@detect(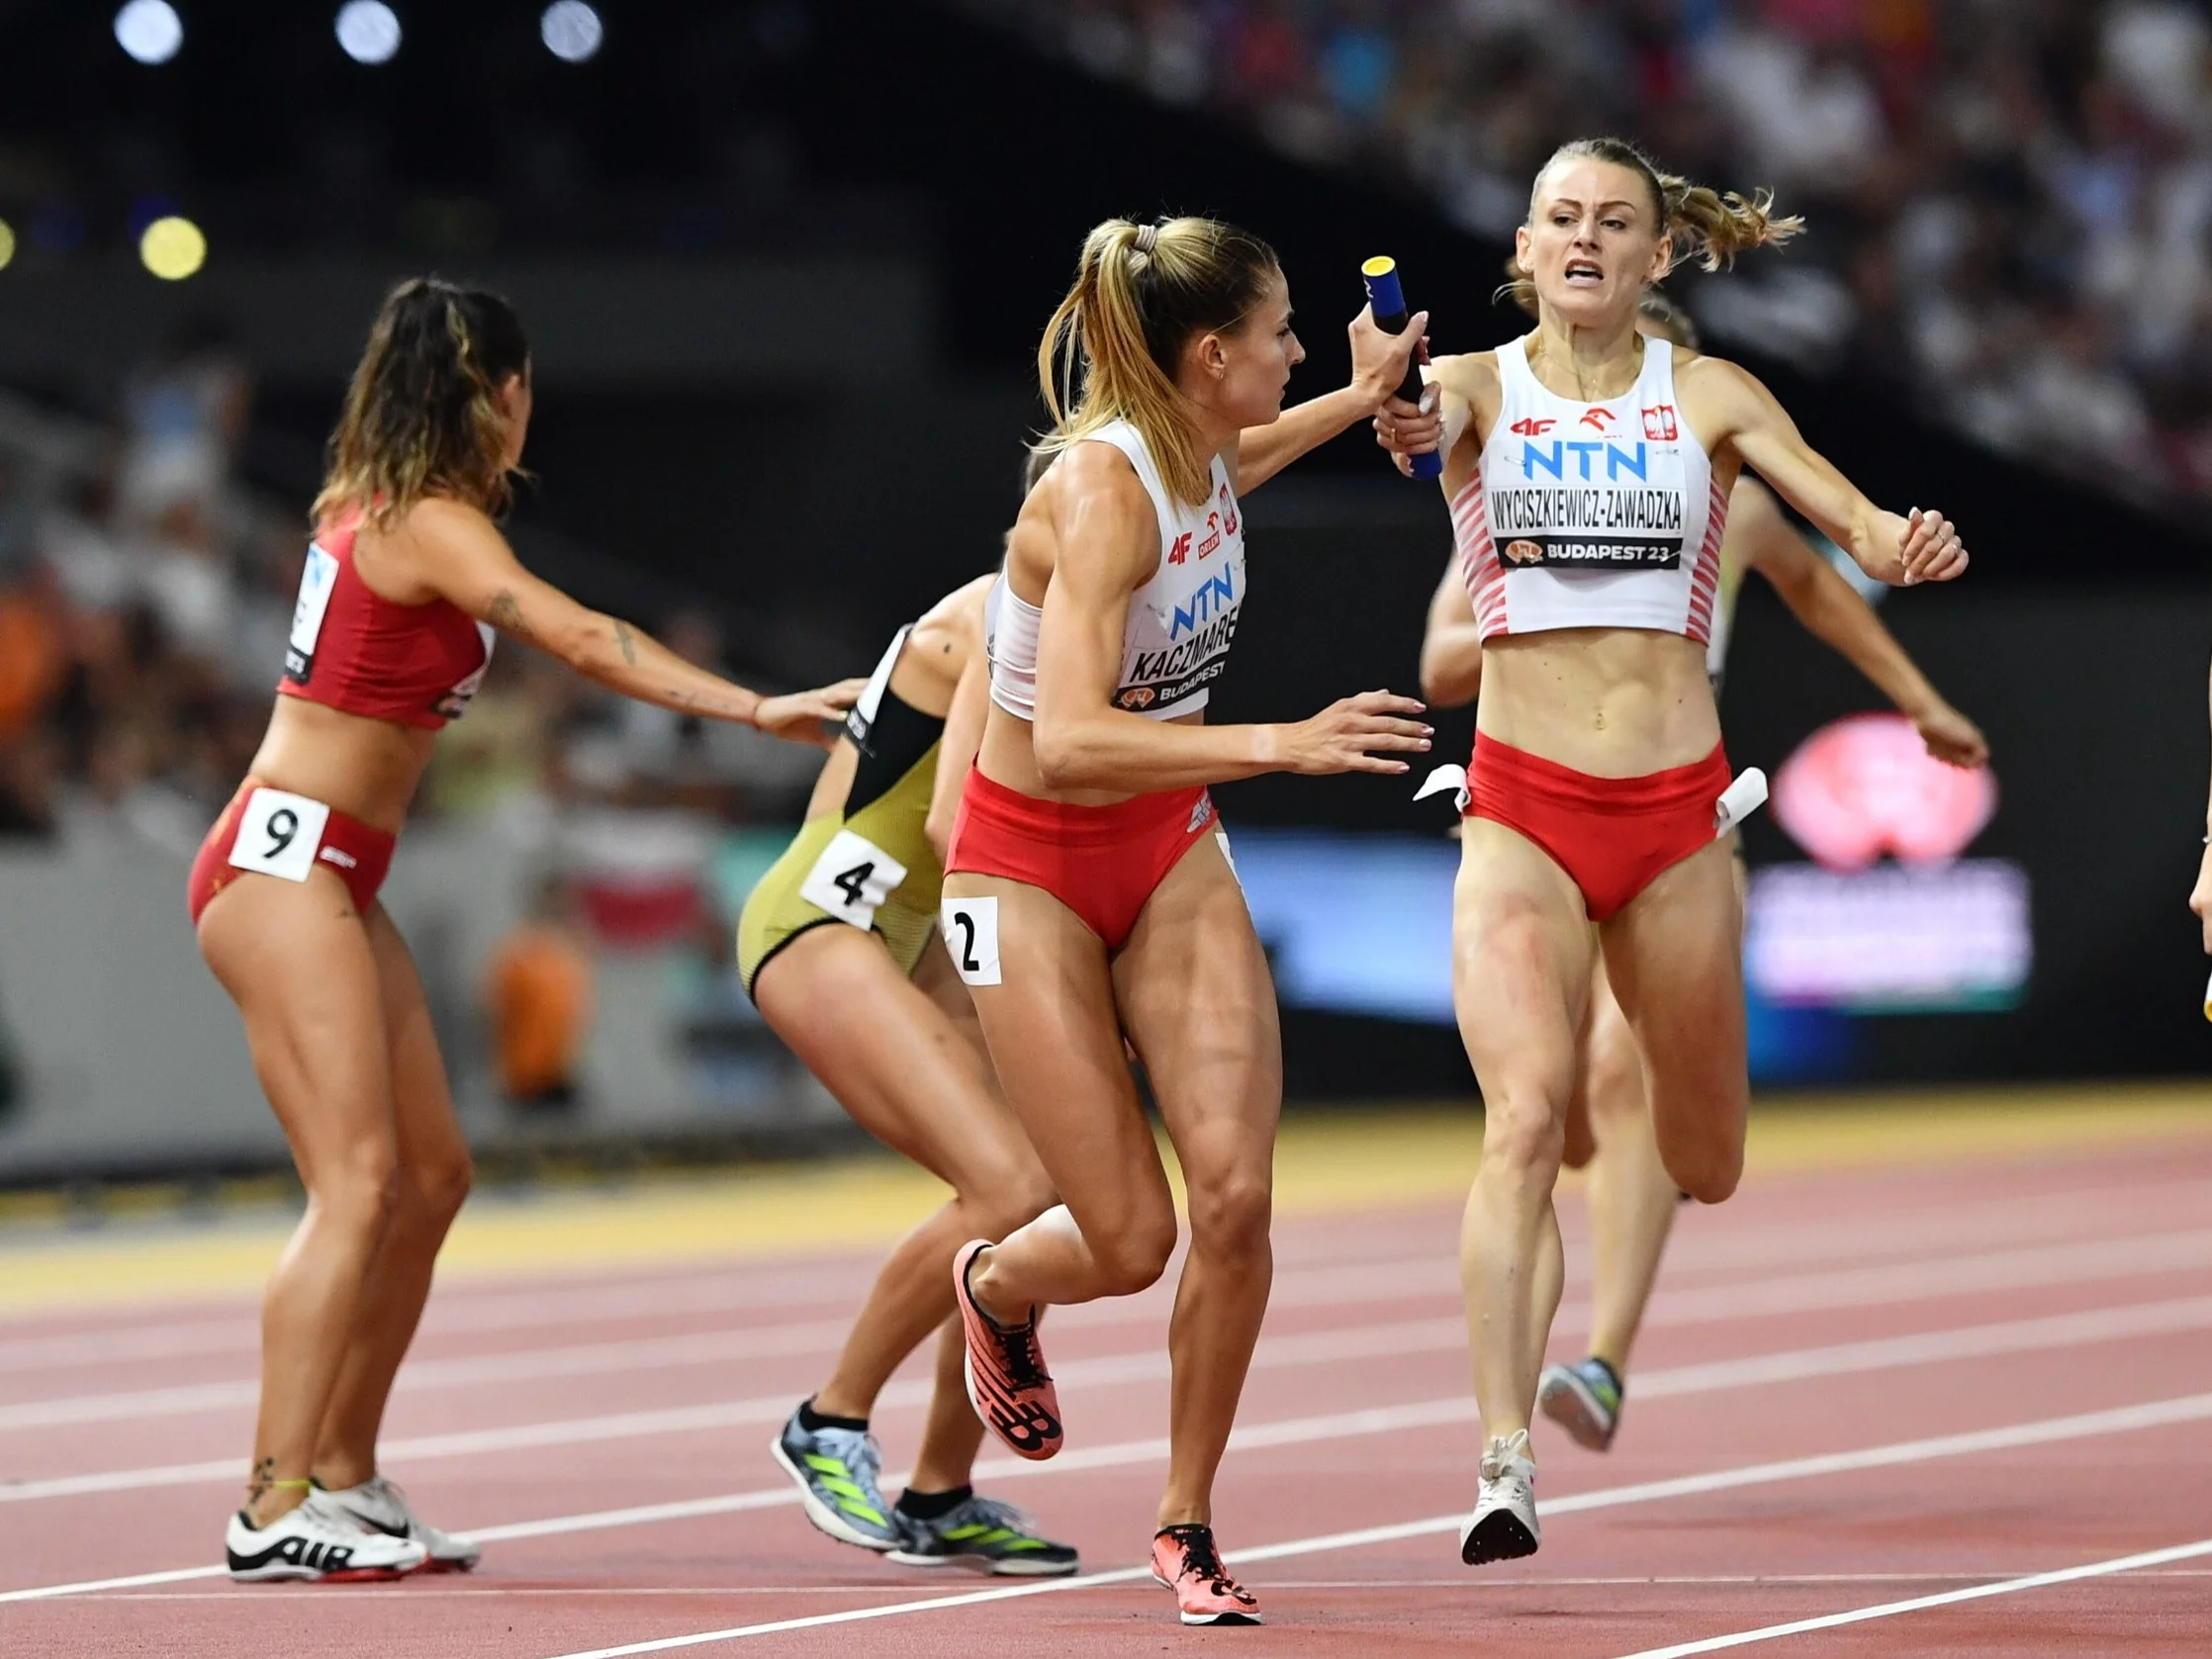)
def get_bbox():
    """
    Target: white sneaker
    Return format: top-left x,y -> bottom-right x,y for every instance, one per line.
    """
318,1474 -> 482,1572
226,1490 -> 429,1582
1460,1429 -> 1540,1565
